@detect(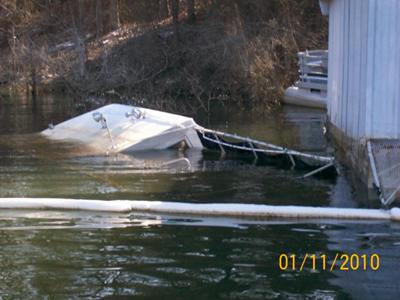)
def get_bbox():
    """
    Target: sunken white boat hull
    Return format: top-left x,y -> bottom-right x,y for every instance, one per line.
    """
41,104 -> 336,177
42,104 -> 203,153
